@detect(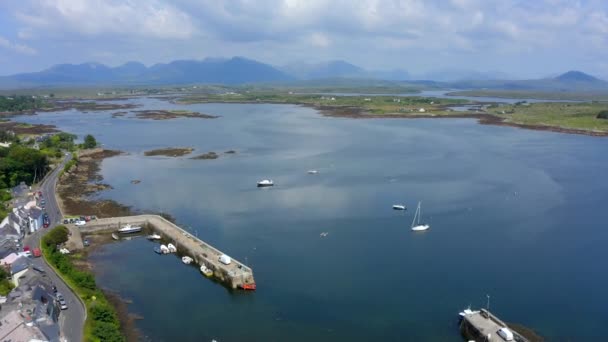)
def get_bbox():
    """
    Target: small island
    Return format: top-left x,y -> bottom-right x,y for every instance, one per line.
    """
133,109 -> 219,120
190,152 -> 219,160
144,147 -> 194,157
